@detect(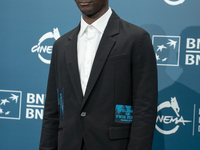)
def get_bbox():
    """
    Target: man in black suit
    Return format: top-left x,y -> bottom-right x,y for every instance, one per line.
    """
39,0 -> 158,150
